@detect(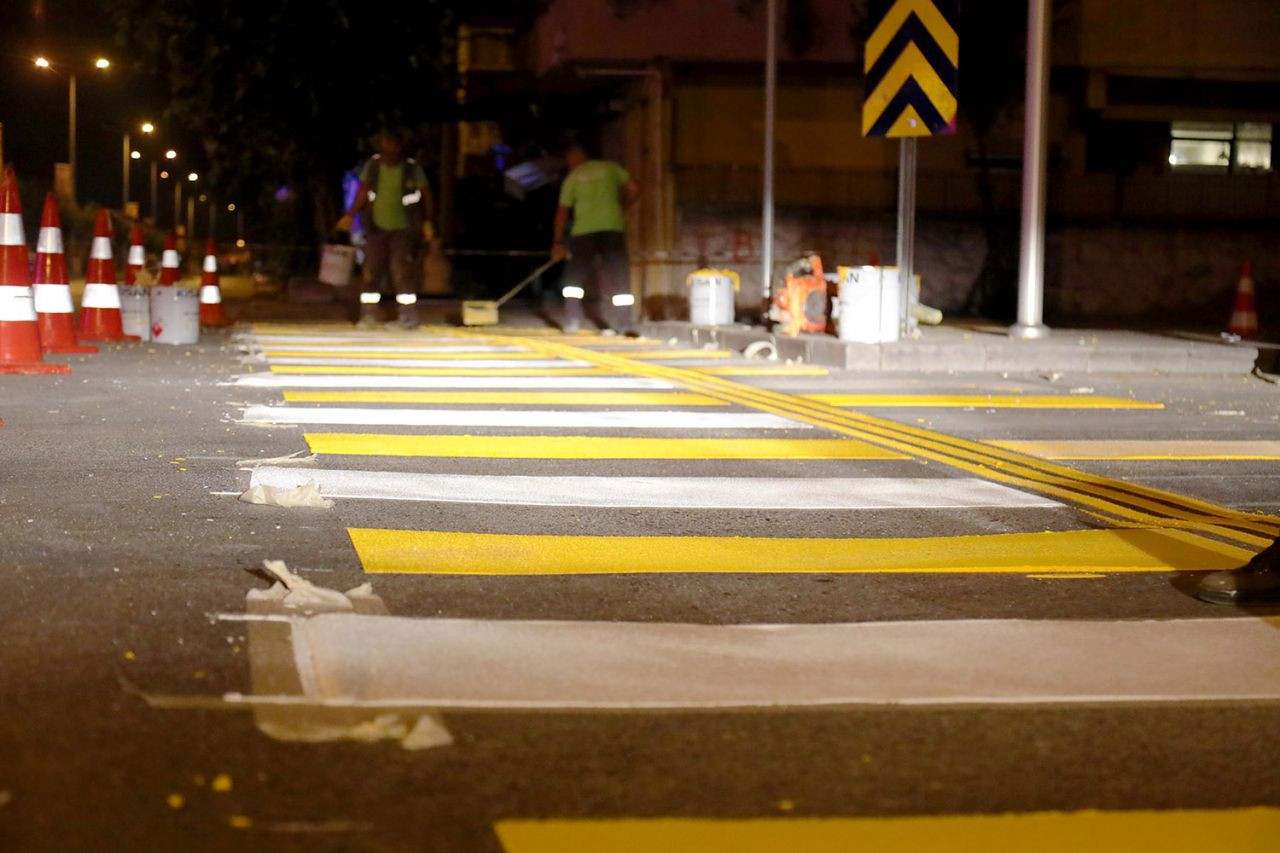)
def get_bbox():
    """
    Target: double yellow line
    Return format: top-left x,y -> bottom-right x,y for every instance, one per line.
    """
507,335 -> 1279,551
